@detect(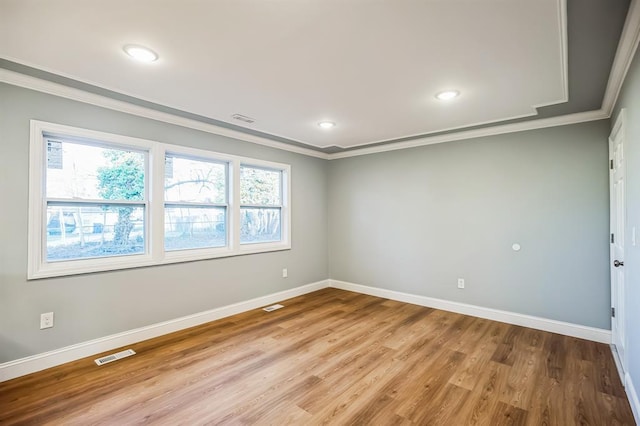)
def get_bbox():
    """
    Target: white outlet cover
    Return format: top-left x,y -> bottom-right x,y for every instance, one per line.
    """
40,312 -> 54,329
